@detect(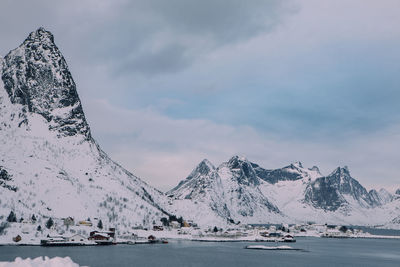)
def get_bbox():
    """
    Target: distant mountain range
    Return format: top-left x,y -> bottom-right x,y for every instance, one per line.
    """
0,28 -> 399,230
168,156 -> 400,227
